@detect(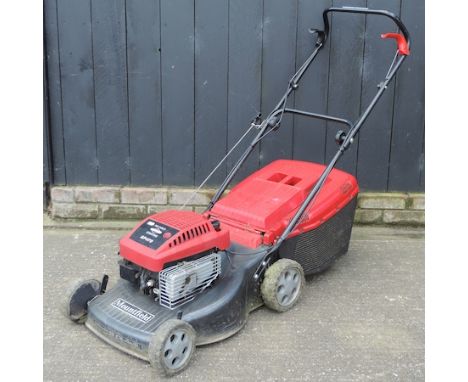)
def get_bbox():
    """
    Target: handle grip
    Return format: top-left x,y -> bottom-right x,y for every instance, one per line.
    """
320,7 -> 411,50
381,33 -> 410,55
